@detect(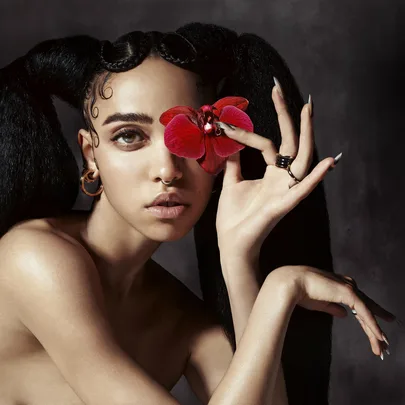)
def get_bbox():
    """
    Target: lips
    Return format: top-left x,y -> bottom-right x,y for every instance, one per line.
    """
147,192 -> 188,208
